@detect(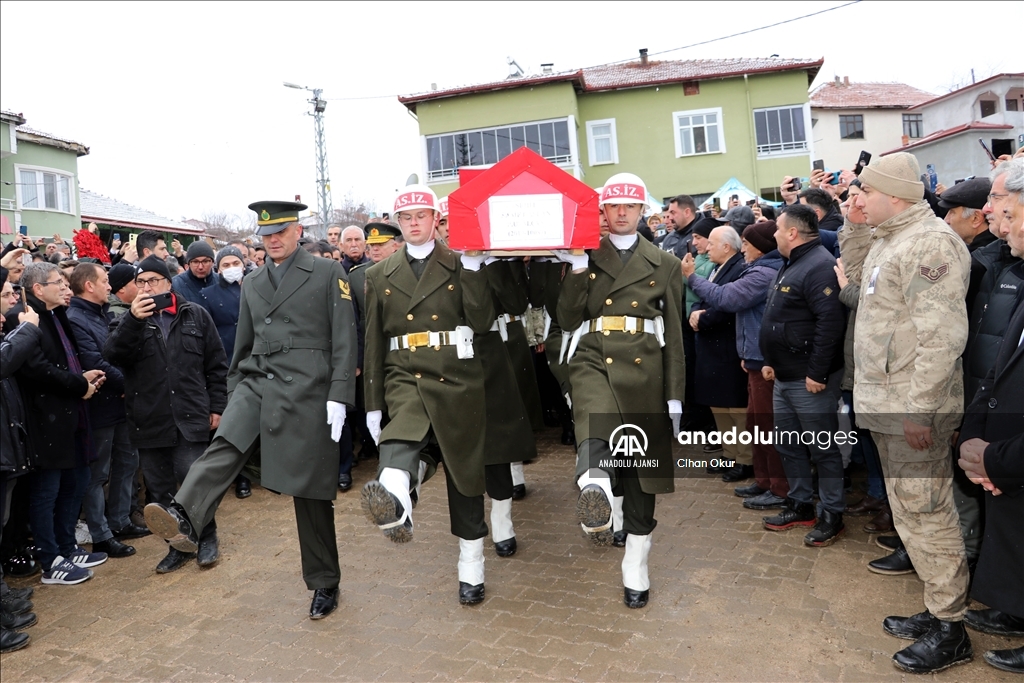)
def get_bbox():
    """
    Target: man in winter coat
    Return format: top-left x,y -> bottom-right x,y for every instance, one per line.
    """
171,241 -> 216,304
